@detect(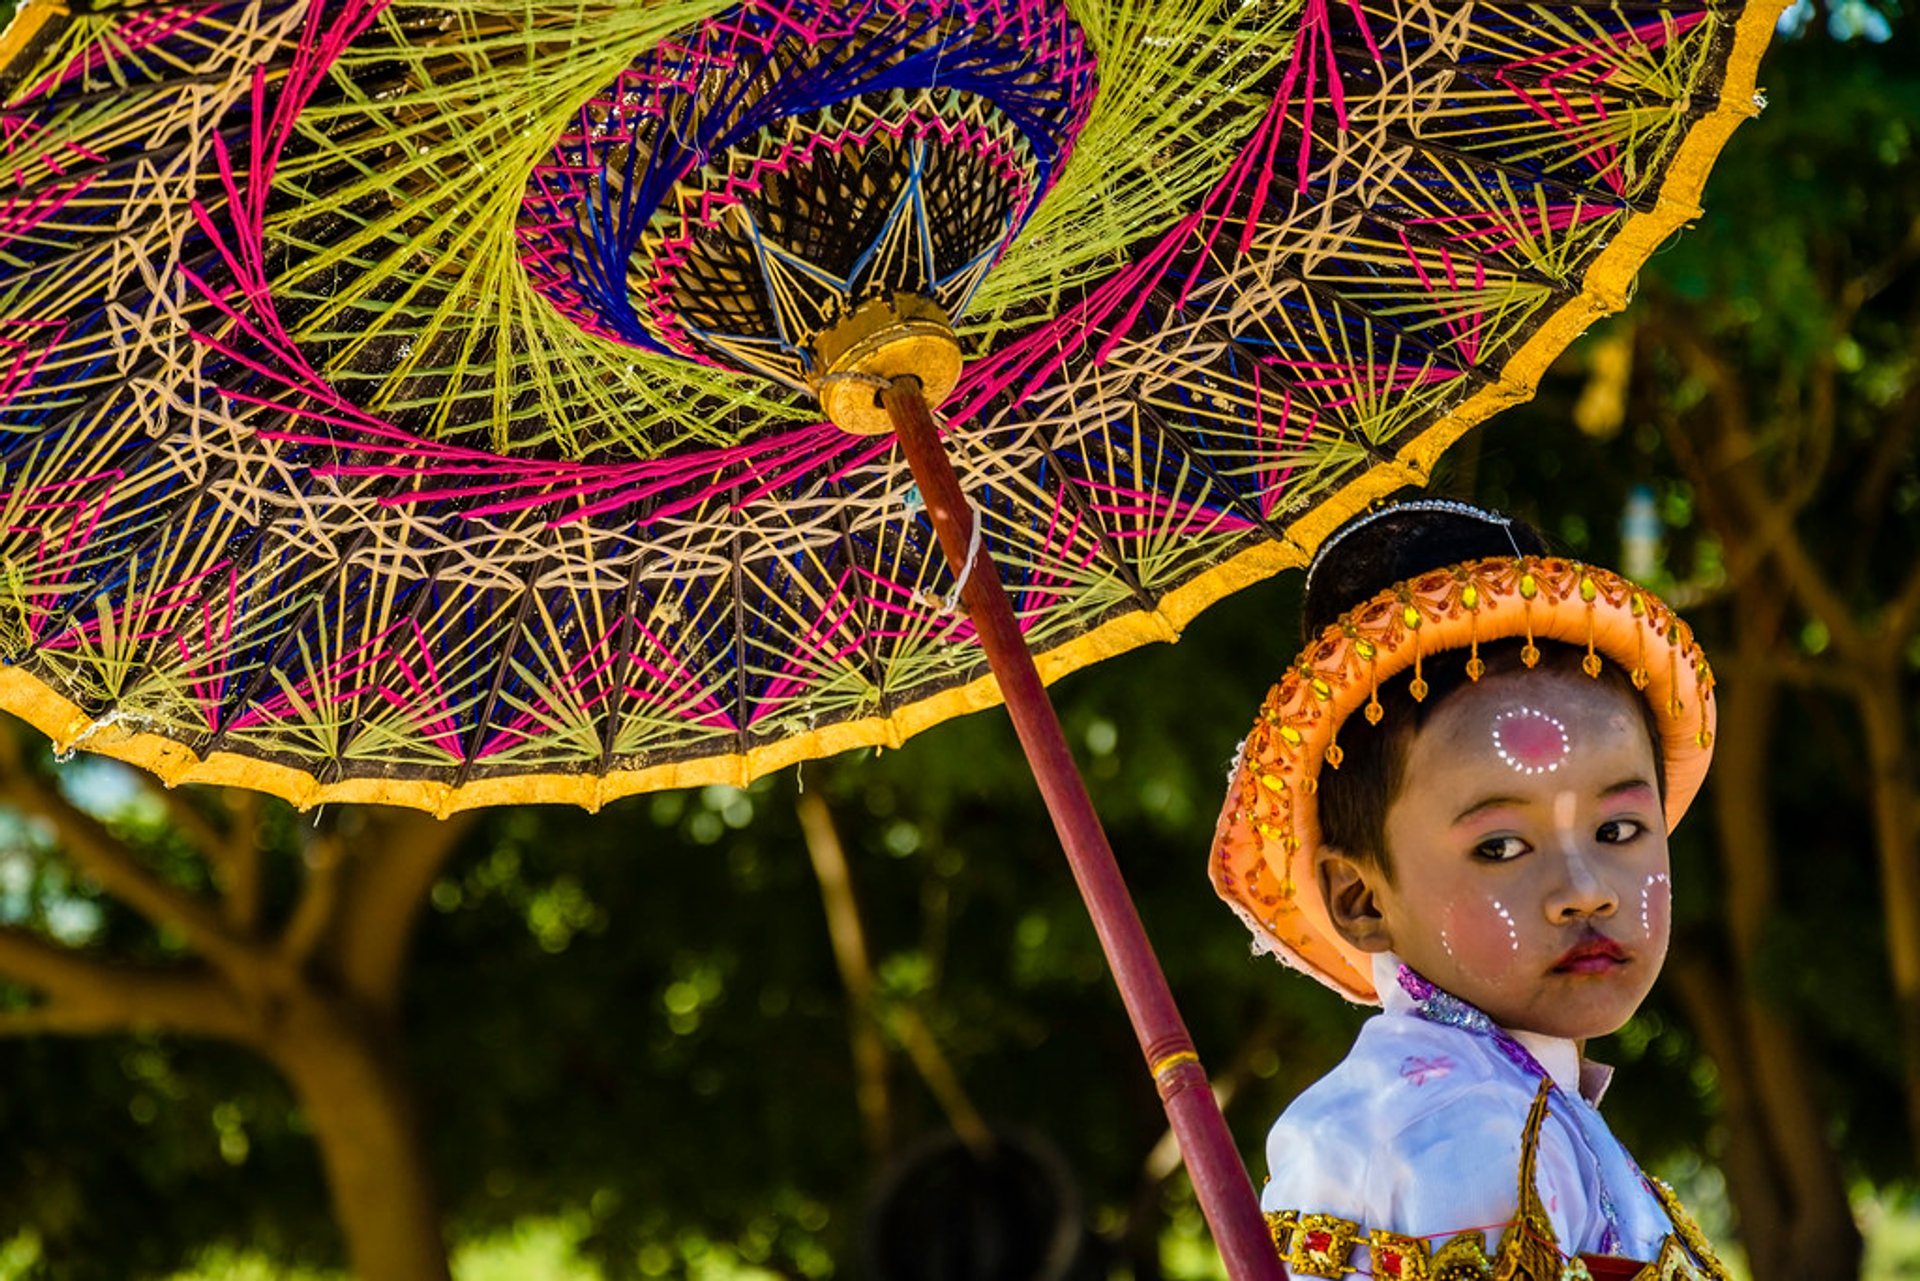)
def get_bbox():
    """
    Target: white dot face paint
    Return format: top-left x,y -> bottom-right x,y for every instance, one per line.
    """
1639,872 -> 1672,942
1490,706 -> 1572,776
1493,900 -> 1519,954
